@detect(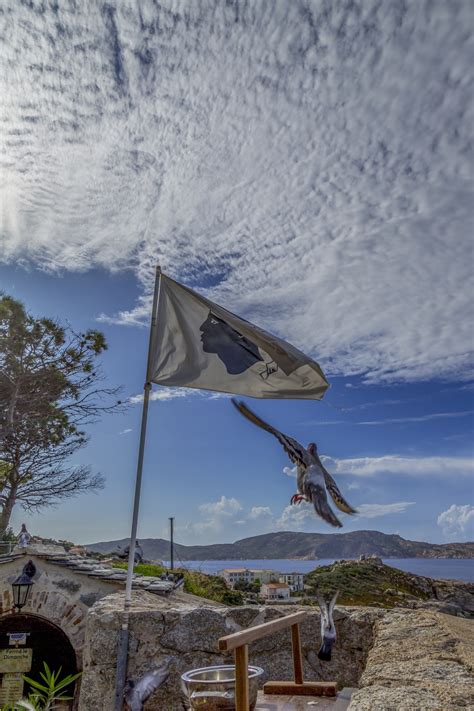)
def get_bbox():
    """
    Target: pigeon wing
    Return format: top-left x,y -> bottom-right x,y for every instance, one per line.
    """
232,399 -> 310,467
305,466 -> 342,528
328,590 -> 339,624
131,667 -> 170,705
315,592 -> 329,625
318,459 -> 357,514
